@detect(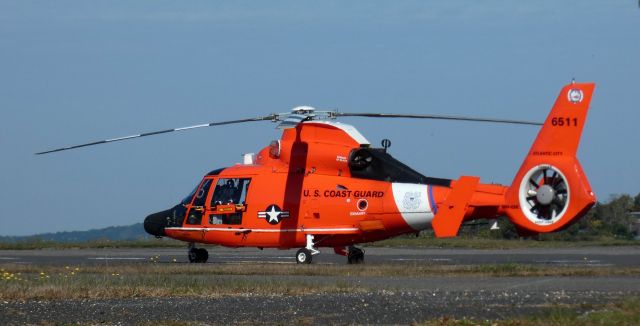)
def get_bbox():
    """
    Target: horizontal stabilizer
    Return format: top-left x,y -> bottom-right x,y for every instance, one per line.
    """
432,176 -> 480,238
